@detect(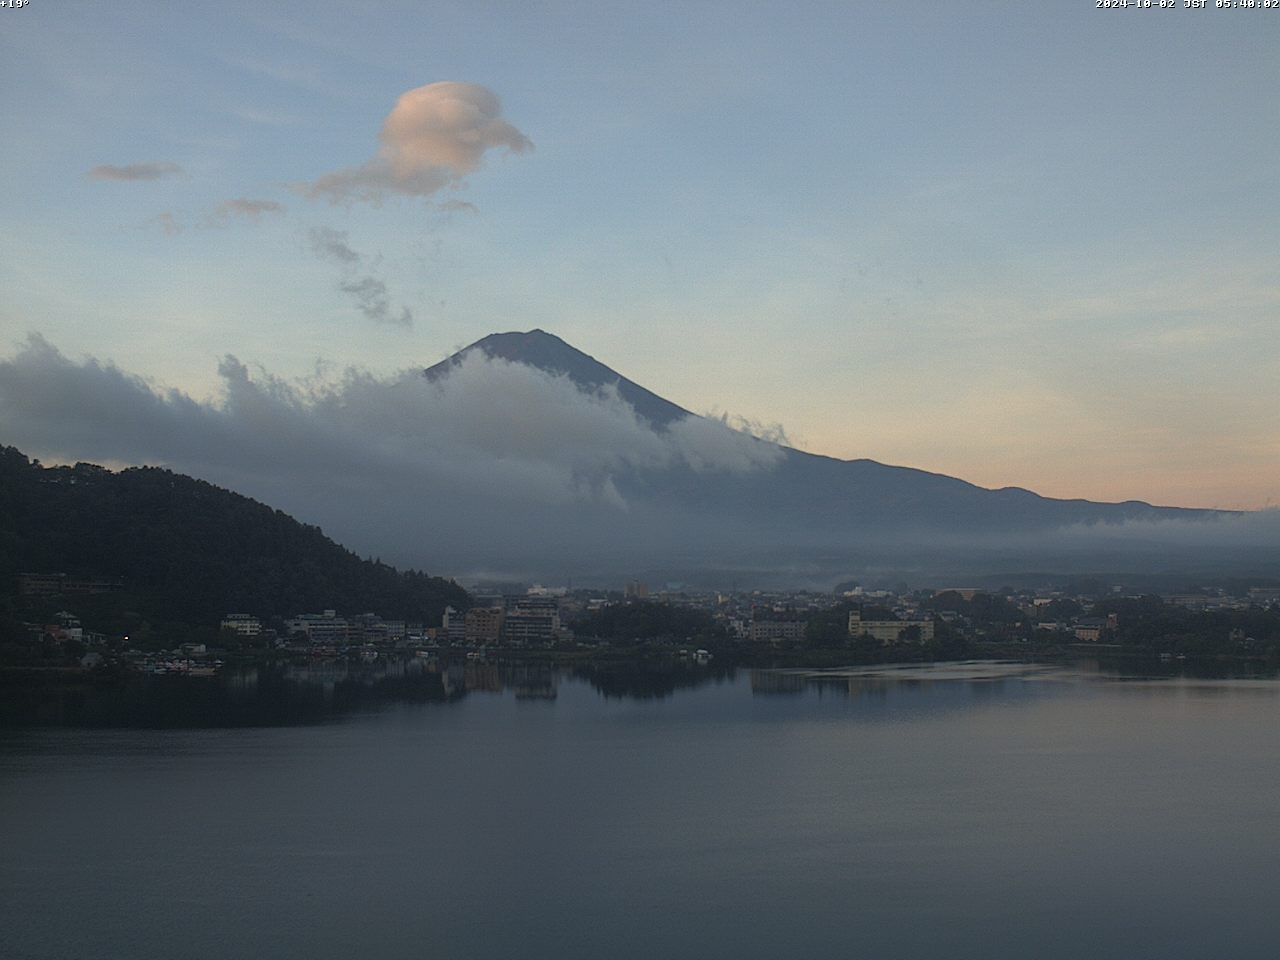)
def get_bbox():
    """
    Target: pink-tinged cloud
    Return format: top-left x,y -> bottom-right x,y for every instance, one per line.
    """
146,212 -> 183,236
301,81 -> 531,204
88,162 -> 183,182
210,198 -> 285,222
